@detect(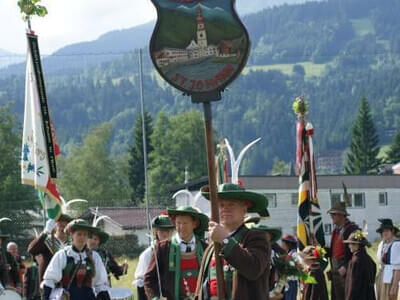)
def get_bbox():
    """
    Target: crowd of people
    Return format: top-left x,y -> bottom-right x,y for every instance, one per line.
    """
0,183 -> 399,300
0,213 -> 128,300
134,183 -> 400,300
